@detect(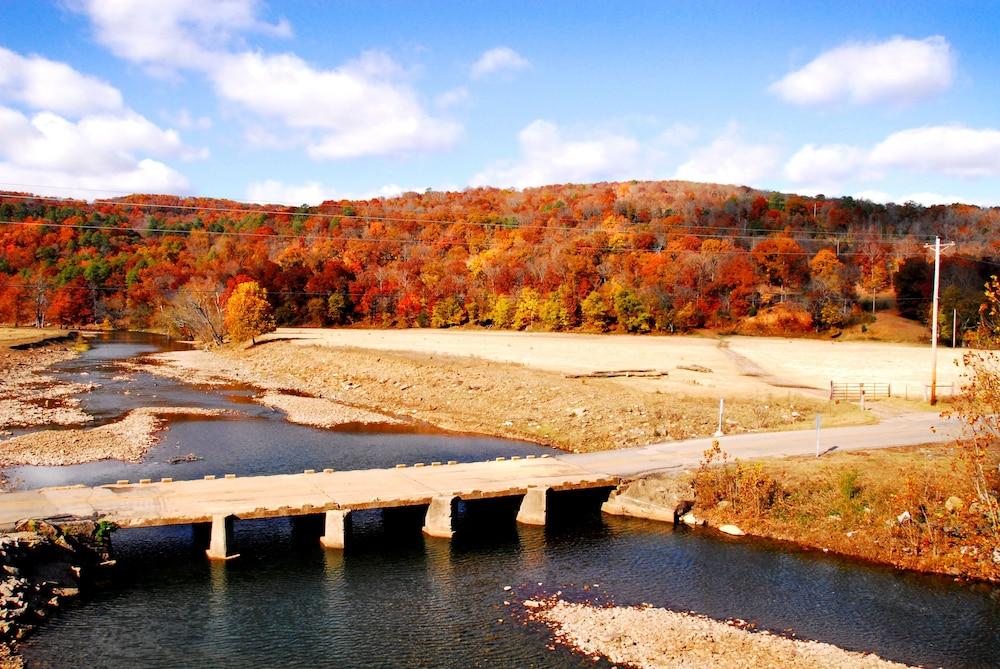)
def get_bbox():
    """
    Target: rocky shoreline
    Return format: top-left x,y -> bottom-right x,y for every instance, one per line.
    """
0,346 -> 92,436
530,598 -> 913,668
0,406 -> 232,469
0,519 -> 113,668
